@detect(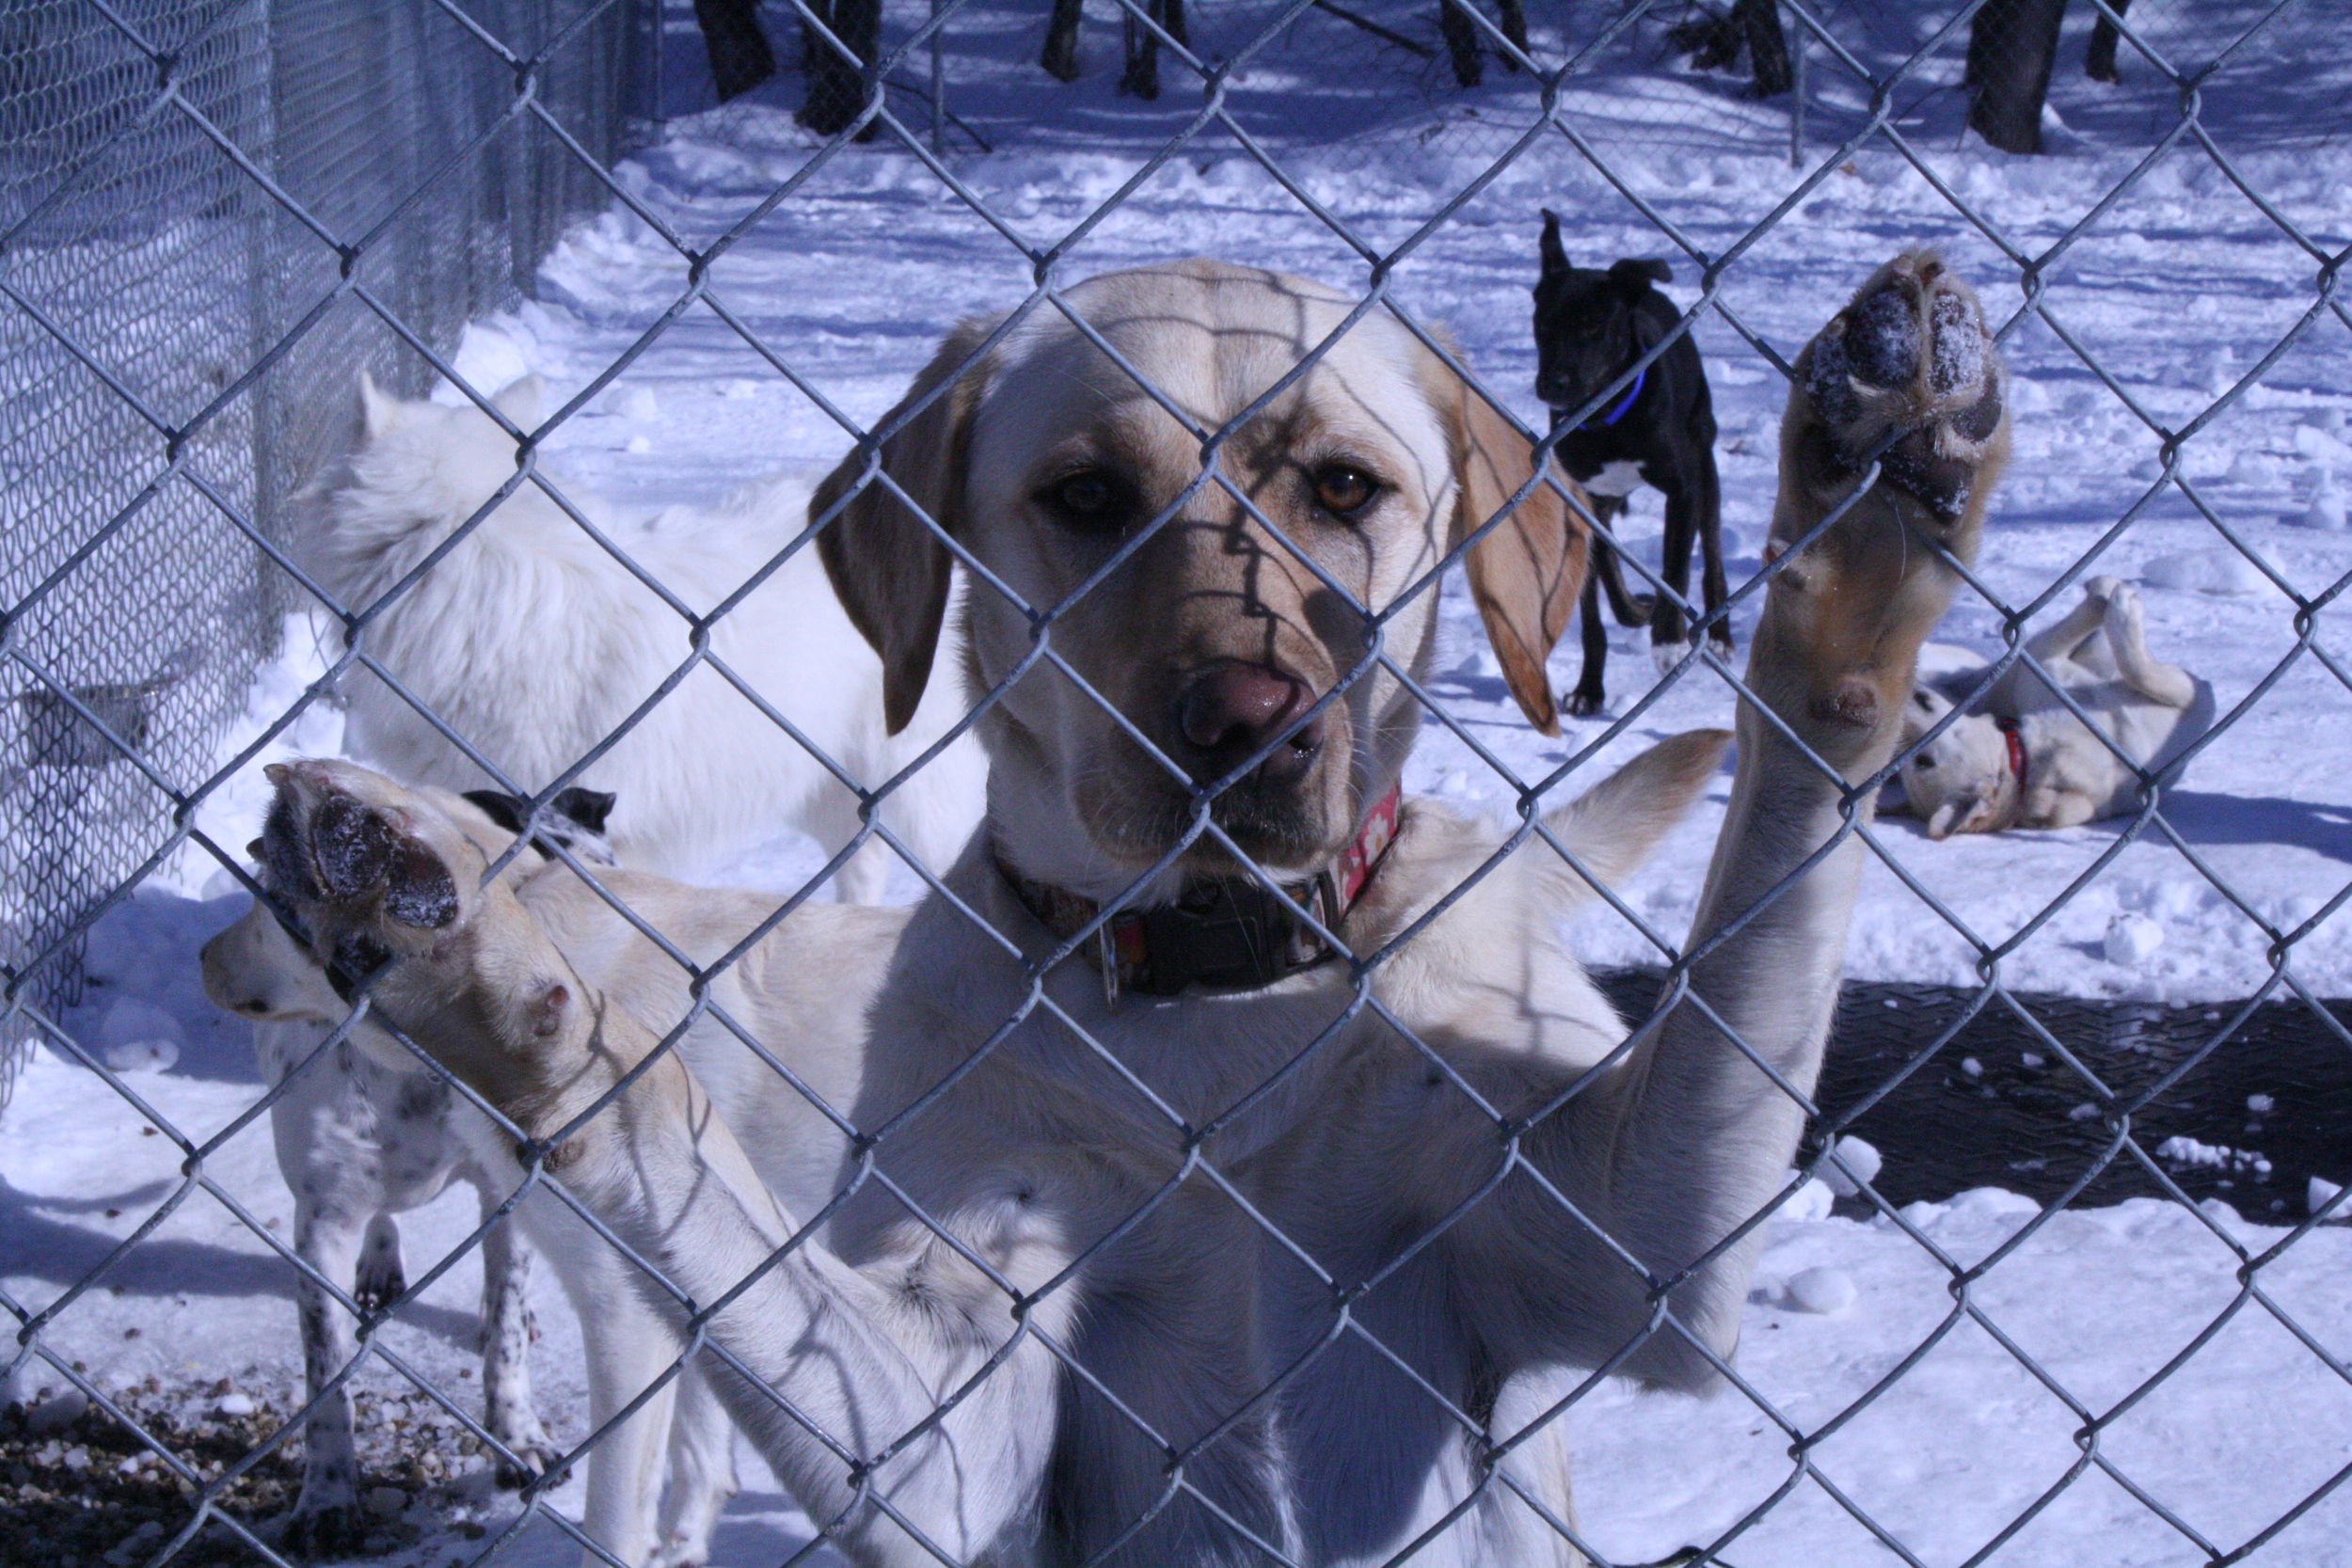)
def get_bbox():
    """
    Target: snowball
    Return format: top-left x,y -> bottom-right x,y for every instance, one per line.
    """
2020,1052 -> 2046,1069
2068,1101 -> 2104,1122
624,434 -> 652,454
1960,1056 -> 1983,1078
2312,1176 -> 2346,1220
103,1037 -> 180,1073
215,1391 -> 256,1418
1781,1176 -> 1835,1223
2227,450 -> 2275,485
93,997 -> 183,1072
1821,1135 -> 1883,1198
619,385 -> 660,422
1785,1266 -> 1857,1315
721,378 -> 758,400
2295,483 -> 2345,531
2140,548 -> 2266,597
2247,1094 -> 2275,1115
2294,423 -> 2352,466
2105,911 -> 2166,965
